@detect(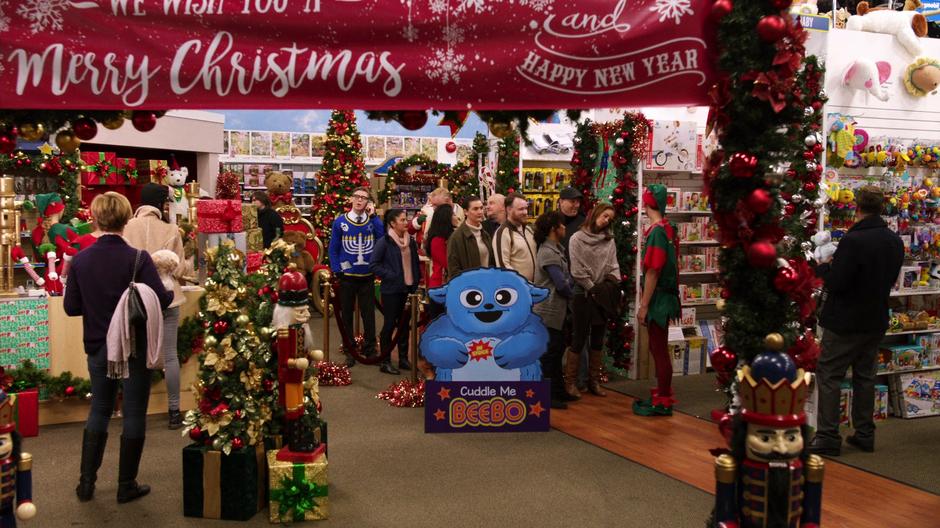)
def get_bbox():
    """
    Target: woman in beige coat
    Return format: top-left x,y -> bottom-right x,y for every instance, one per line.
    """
123,183 -> 187,429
